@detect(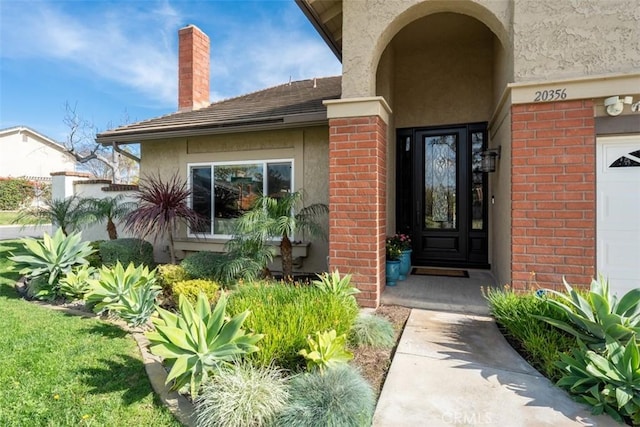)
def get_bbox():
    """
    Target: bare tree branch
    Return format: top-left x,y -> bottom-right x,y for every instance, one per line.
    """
61,101 -> 139,183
